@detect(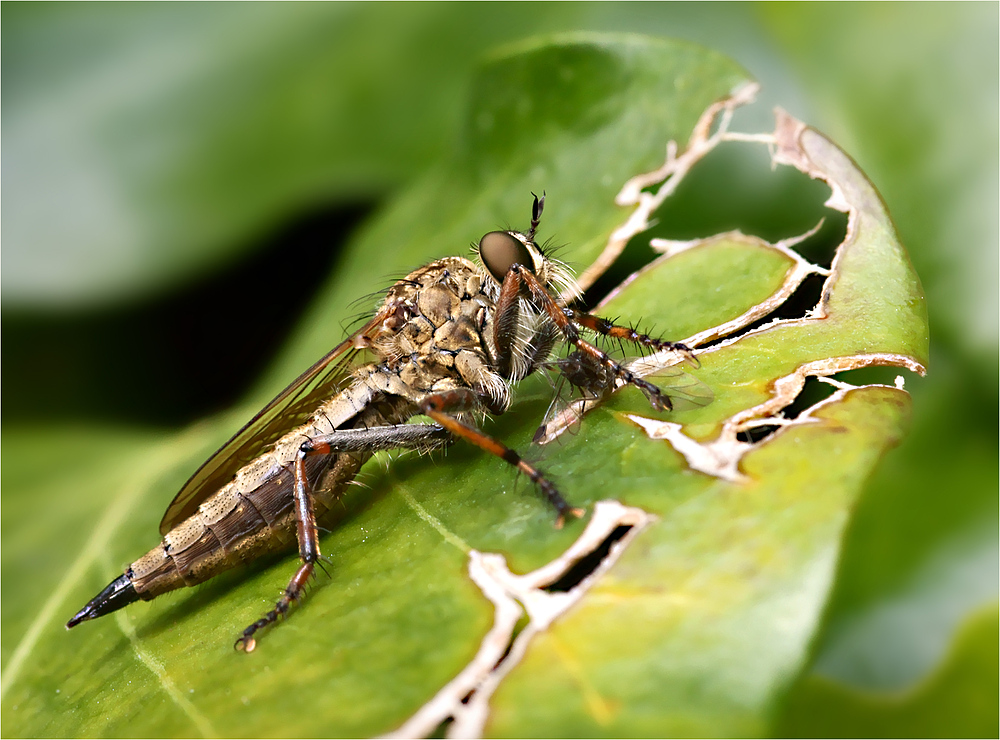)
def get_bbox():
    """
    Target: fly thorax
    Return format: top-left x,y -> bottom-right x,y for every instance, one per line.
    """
416,282 -> 461,326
